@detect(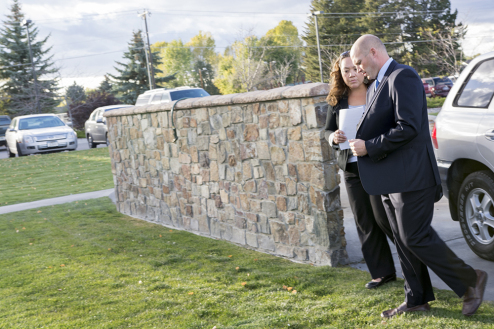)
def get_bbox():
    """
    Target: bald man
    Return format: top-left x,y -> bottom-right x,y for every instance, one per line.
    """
348,34 -> 487,318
